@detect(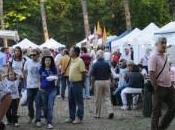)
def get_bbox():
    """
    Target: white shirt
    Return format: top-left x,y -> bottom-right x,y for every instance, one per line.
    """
5,79 -> 20,99
140,55 -> 149,66
24,59 -> 40,89
104,52 -> 111,62
54,53 -> 63,66
9,58 -> 26,76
